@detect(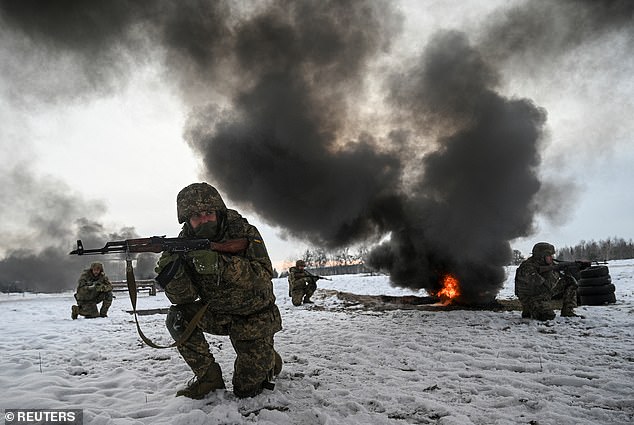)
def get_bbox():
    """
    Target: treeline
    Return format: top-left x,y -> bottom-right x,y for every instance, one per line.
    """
290,237 -> 634,272
485,237 -> 634,266
556,237 -> 634,262
282,246 -> 373,276
294,246 -> 368,268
